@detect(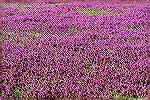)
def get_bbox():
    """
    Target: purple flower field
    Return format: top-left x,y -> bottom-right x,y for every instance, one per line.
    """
0,1 -> 150,100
